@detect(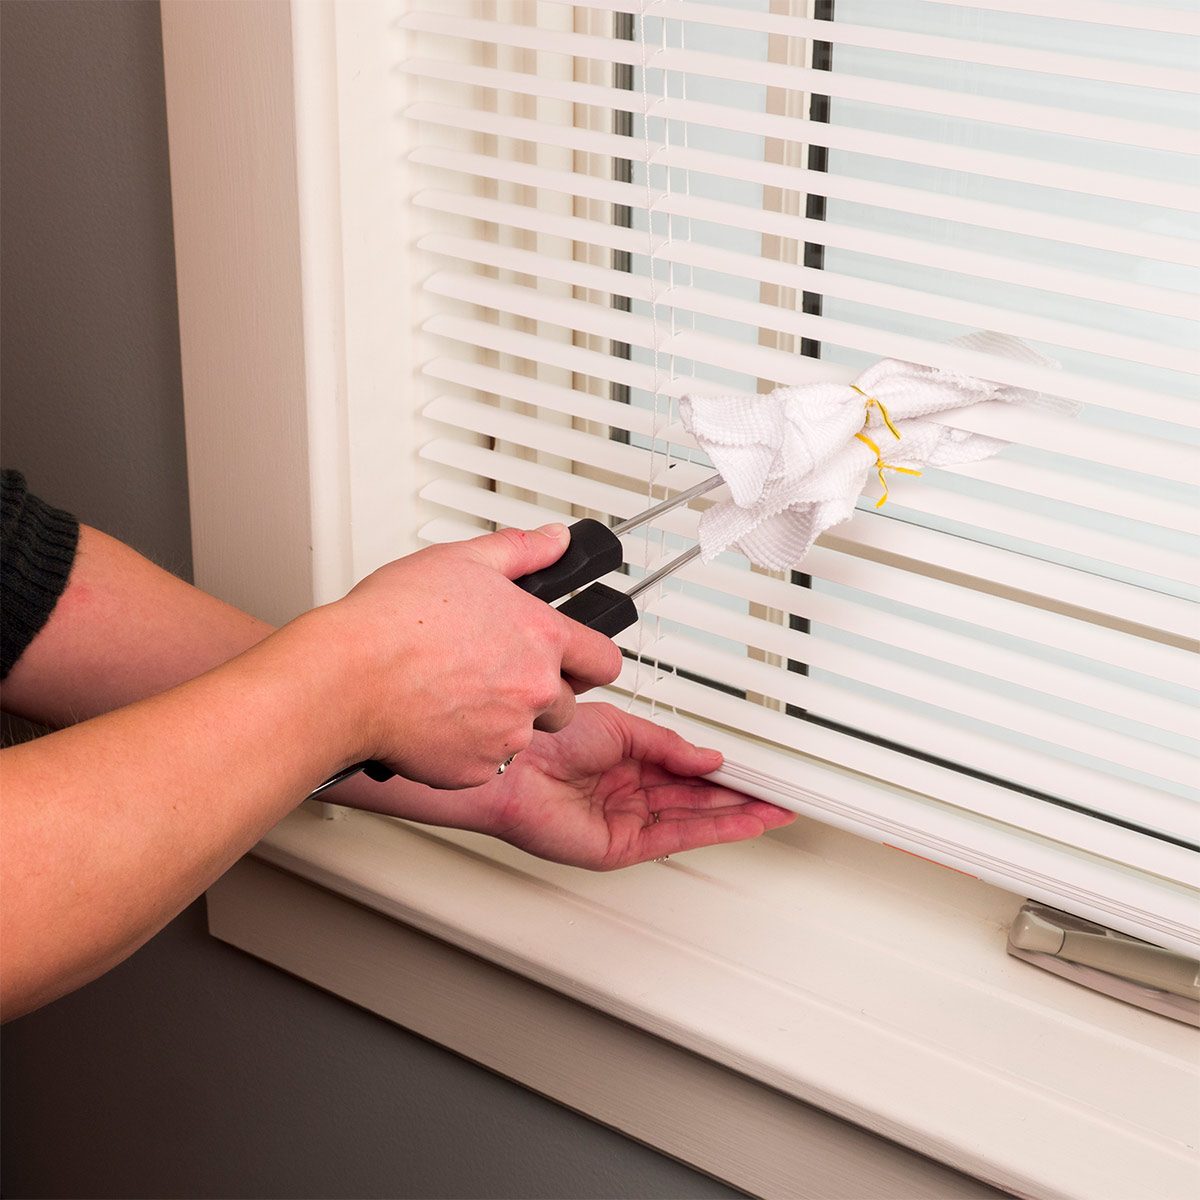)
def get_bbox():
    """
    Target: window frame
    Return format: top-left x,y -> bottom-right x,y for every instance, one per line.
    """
161,4 -> 1200,1197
